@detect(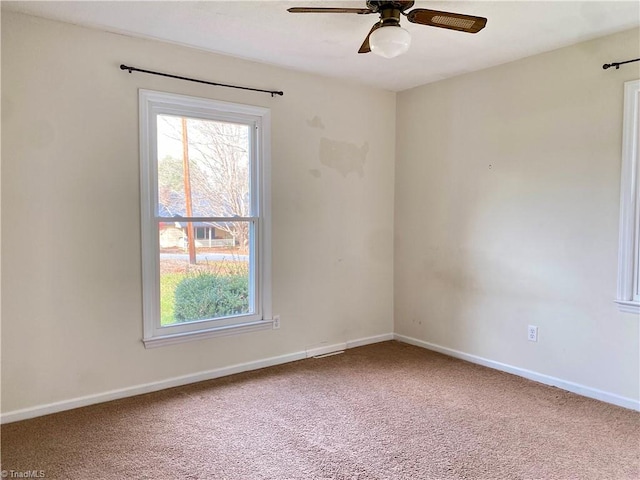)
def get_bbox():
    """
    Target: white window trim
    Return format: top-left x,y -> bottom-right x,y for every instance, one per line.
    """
616,79 -> 640,315
139,89 -> 273,347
